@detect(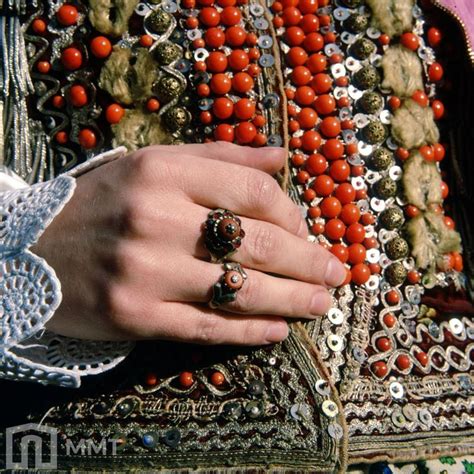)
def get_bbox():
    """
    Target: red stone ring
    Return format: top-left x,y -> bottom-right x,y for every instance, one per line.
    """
204,208 -> 245,262
208,262 -> 248,309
